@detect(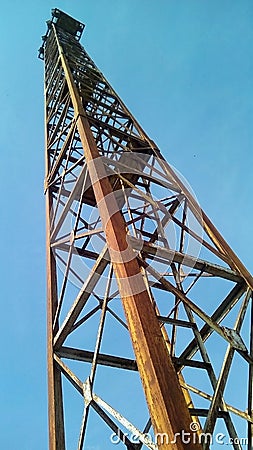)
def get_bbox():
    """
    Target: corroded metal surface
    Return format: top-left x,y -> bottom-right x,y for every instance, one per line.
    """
41,9 -> 253,450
